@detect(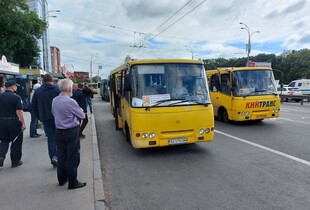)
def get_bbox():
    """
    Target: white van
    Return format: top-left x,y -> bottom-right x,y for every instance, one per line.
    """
288,79 -> 310,95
